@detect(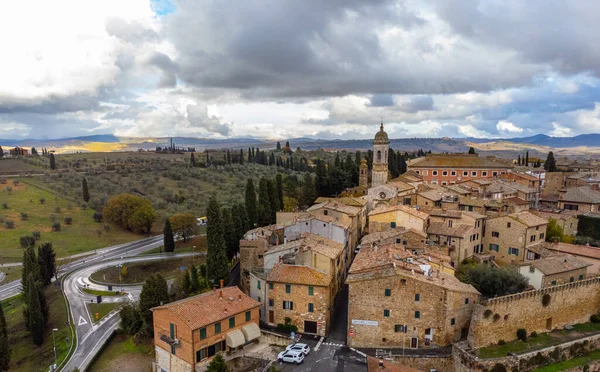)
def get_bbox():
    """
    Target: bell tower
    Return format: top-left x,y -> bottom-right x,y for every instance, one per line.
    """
359,159 -> 368,188
372,120 -> 389,188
